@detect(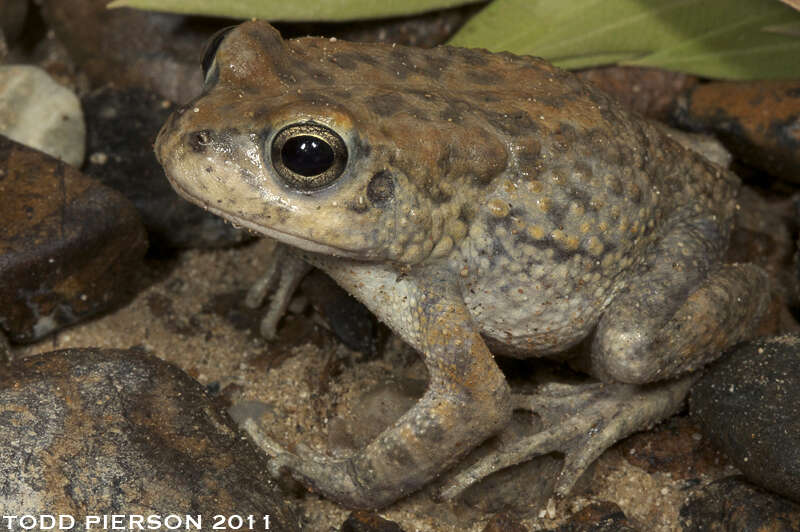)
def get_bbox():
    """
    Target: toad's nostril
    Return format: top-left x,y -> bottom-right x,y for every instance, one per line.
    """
188,130 -> 213,153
